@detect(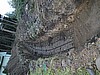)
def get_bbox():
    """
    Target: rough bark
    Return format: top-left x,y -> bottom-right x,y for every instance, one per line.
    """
6,0 -> 100,74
